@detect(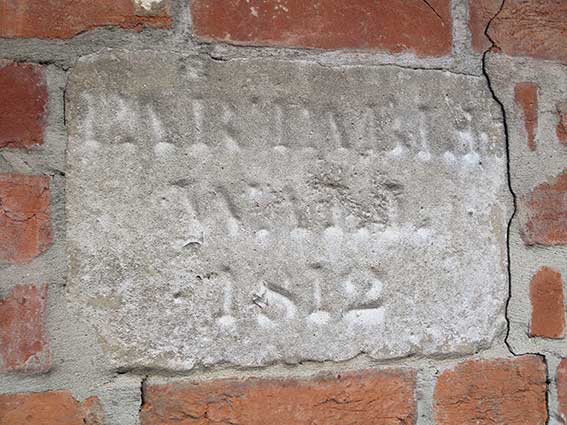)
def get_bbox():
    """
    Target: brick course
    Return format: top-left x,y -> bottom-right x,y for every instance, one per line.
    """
514,82 -> 539,151
191,0 -> 452,56
140,370 -> 416,425
434,356 -> 548,425
0,0 -> 171,39
0,62 -> 47,149
468,0 -> 503,52
0,174 -> 52,263
0,284 -> 49,373
558,359 -> 567,422
530,266 -> 565,338
488,0 -> 567,63
0,391 -> 104,425
520,171 -> 567,246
